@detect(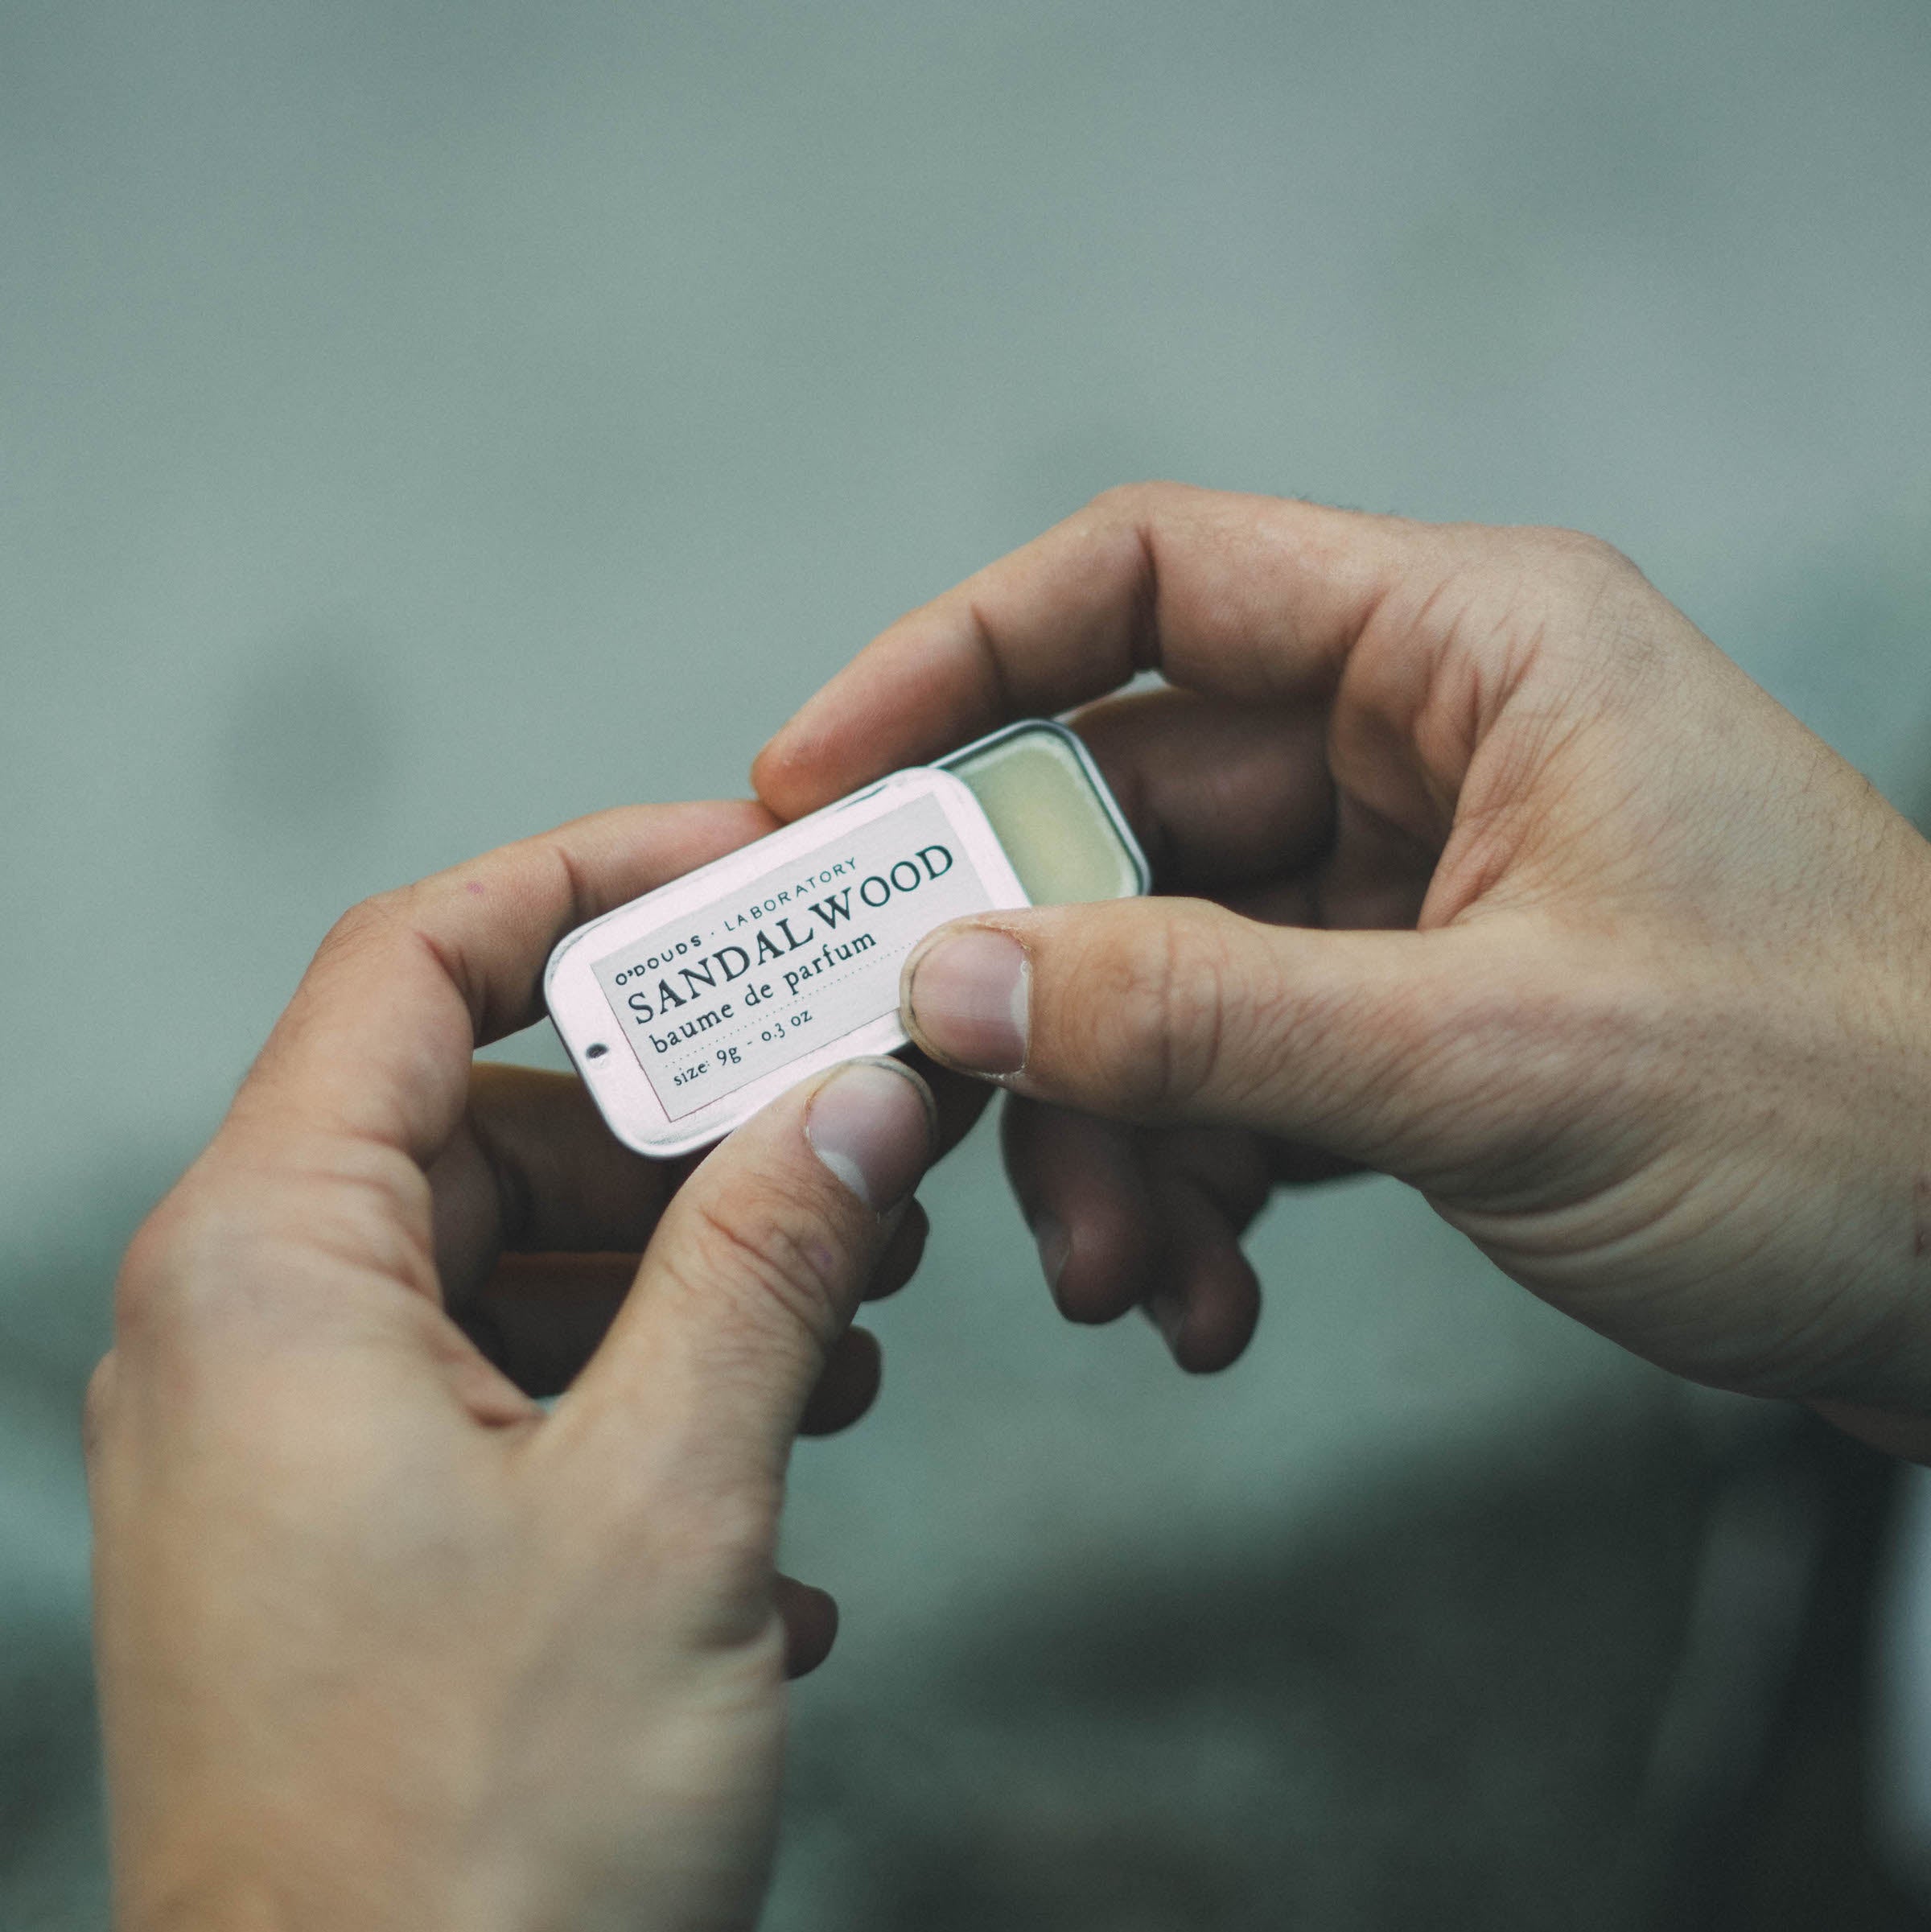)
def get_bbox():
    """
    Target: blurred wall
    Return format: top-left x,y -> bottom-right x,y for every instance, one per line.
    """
2,2 -> 1928,1924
